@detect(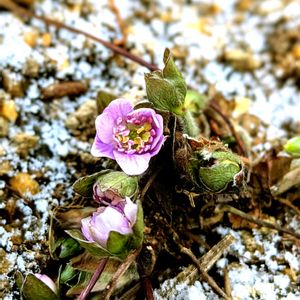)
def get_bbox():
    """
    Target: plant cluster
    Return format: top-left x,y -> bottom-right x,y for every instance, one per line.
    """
16,49 -> 245,300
